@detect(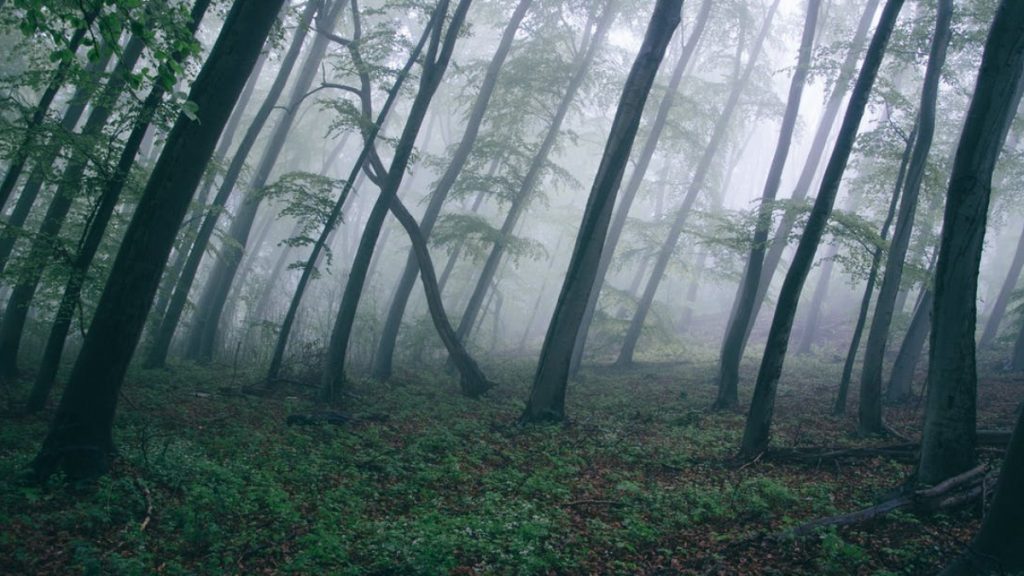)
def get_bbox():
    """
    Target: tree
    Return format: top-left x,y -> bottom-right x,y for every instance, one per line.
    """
29,0 -> 287,482
917,0 -> 1024,487
859,0 -> 953,428
978,222 -> 1024,348
520,0 -> 682,424
738,0 -> 905,460
712,0 -> 818,409
370,0 -> 533,381
321,0 -> 472,400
